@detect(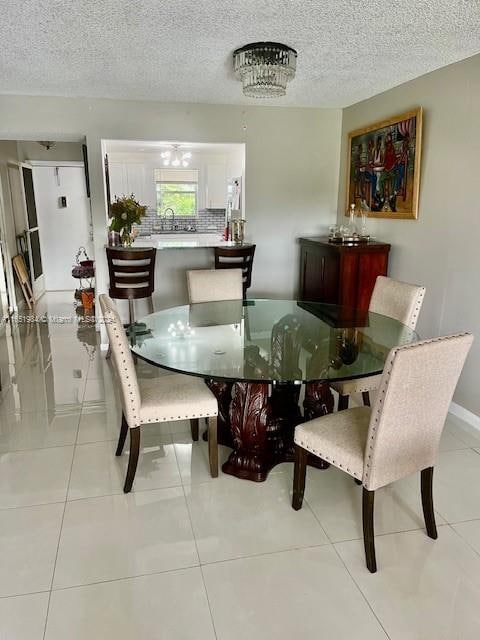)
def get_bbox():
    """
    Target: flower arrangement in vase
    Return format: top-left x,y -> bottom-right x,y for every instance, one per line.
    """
108,194 -> 147,247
